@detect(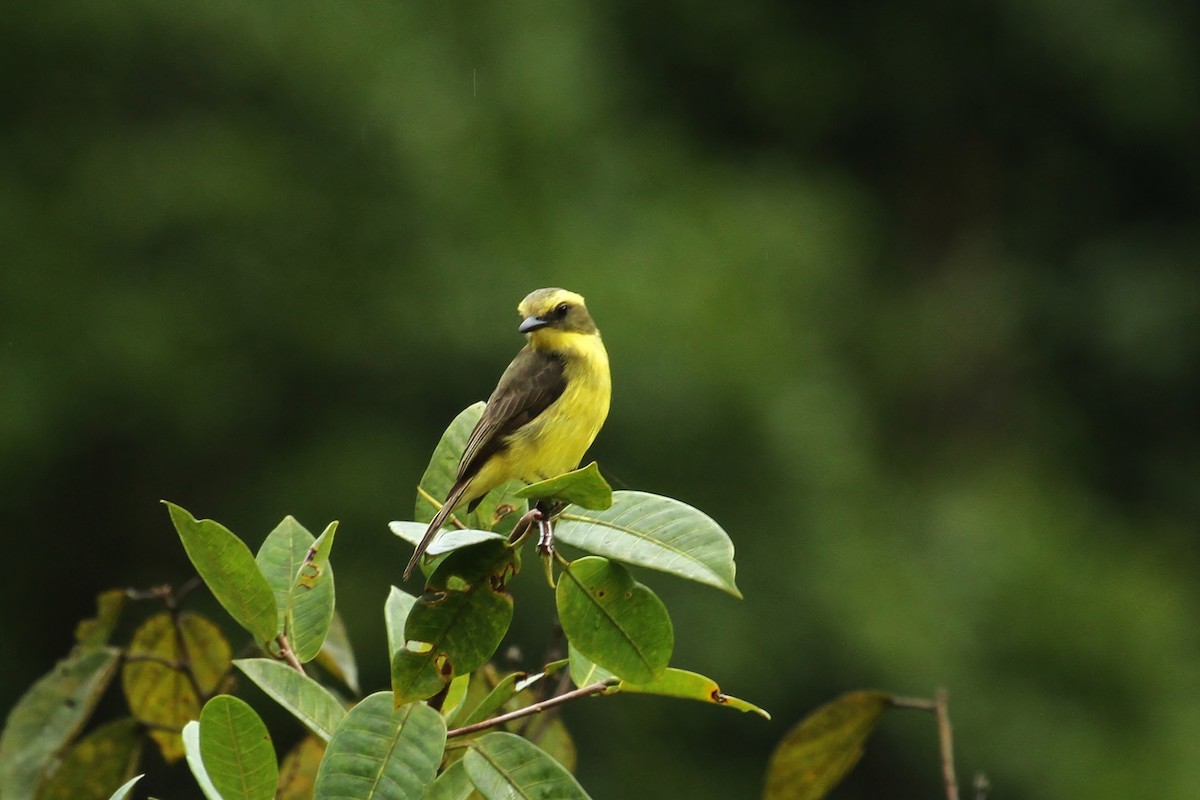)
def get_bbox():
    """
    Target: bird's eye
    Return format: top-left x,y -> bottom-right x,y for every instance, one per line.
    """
554,302 -> 571,317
